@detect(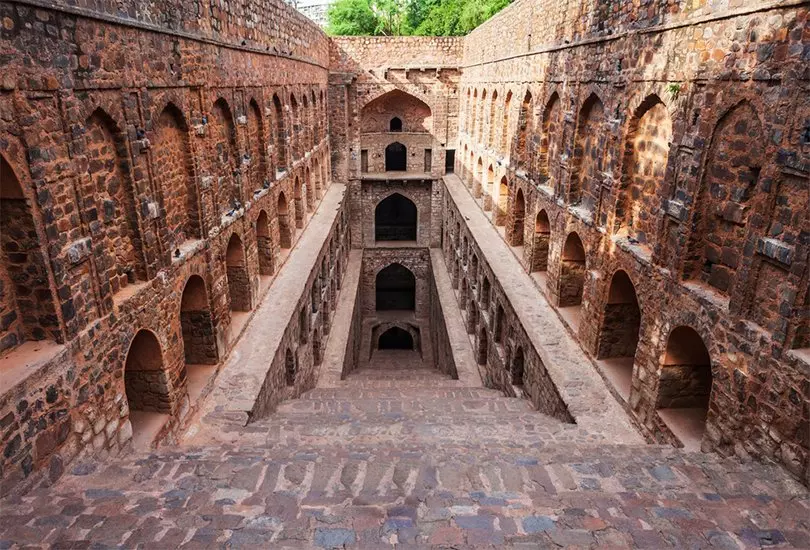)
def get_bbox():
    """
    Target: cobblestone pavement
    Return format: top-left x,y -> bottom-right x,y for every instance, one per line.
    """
2,361 -> 809,548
